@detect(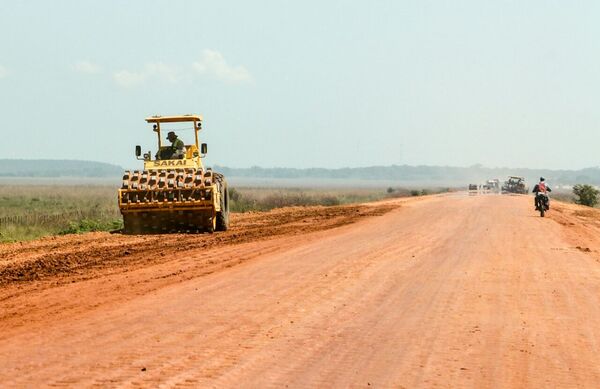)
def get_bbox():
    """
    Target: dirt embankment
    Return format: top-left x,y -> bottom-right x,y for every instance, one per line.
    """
550,201 -> 600,261
0,203 -> 398,287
